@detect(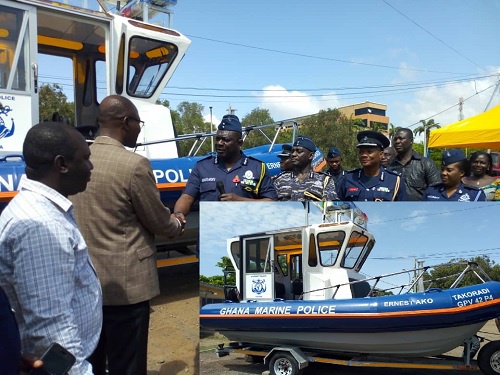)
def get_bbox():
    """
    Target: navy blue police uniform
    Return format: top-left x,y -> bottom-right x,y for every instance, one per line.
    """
423,182 -> 485,201
423,149 -> 486,201
336,130 -> 407,201
183,114 -> 277,201
325,146 -> 348,182
184,153 -> 277,201
337,167 -> 407,201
